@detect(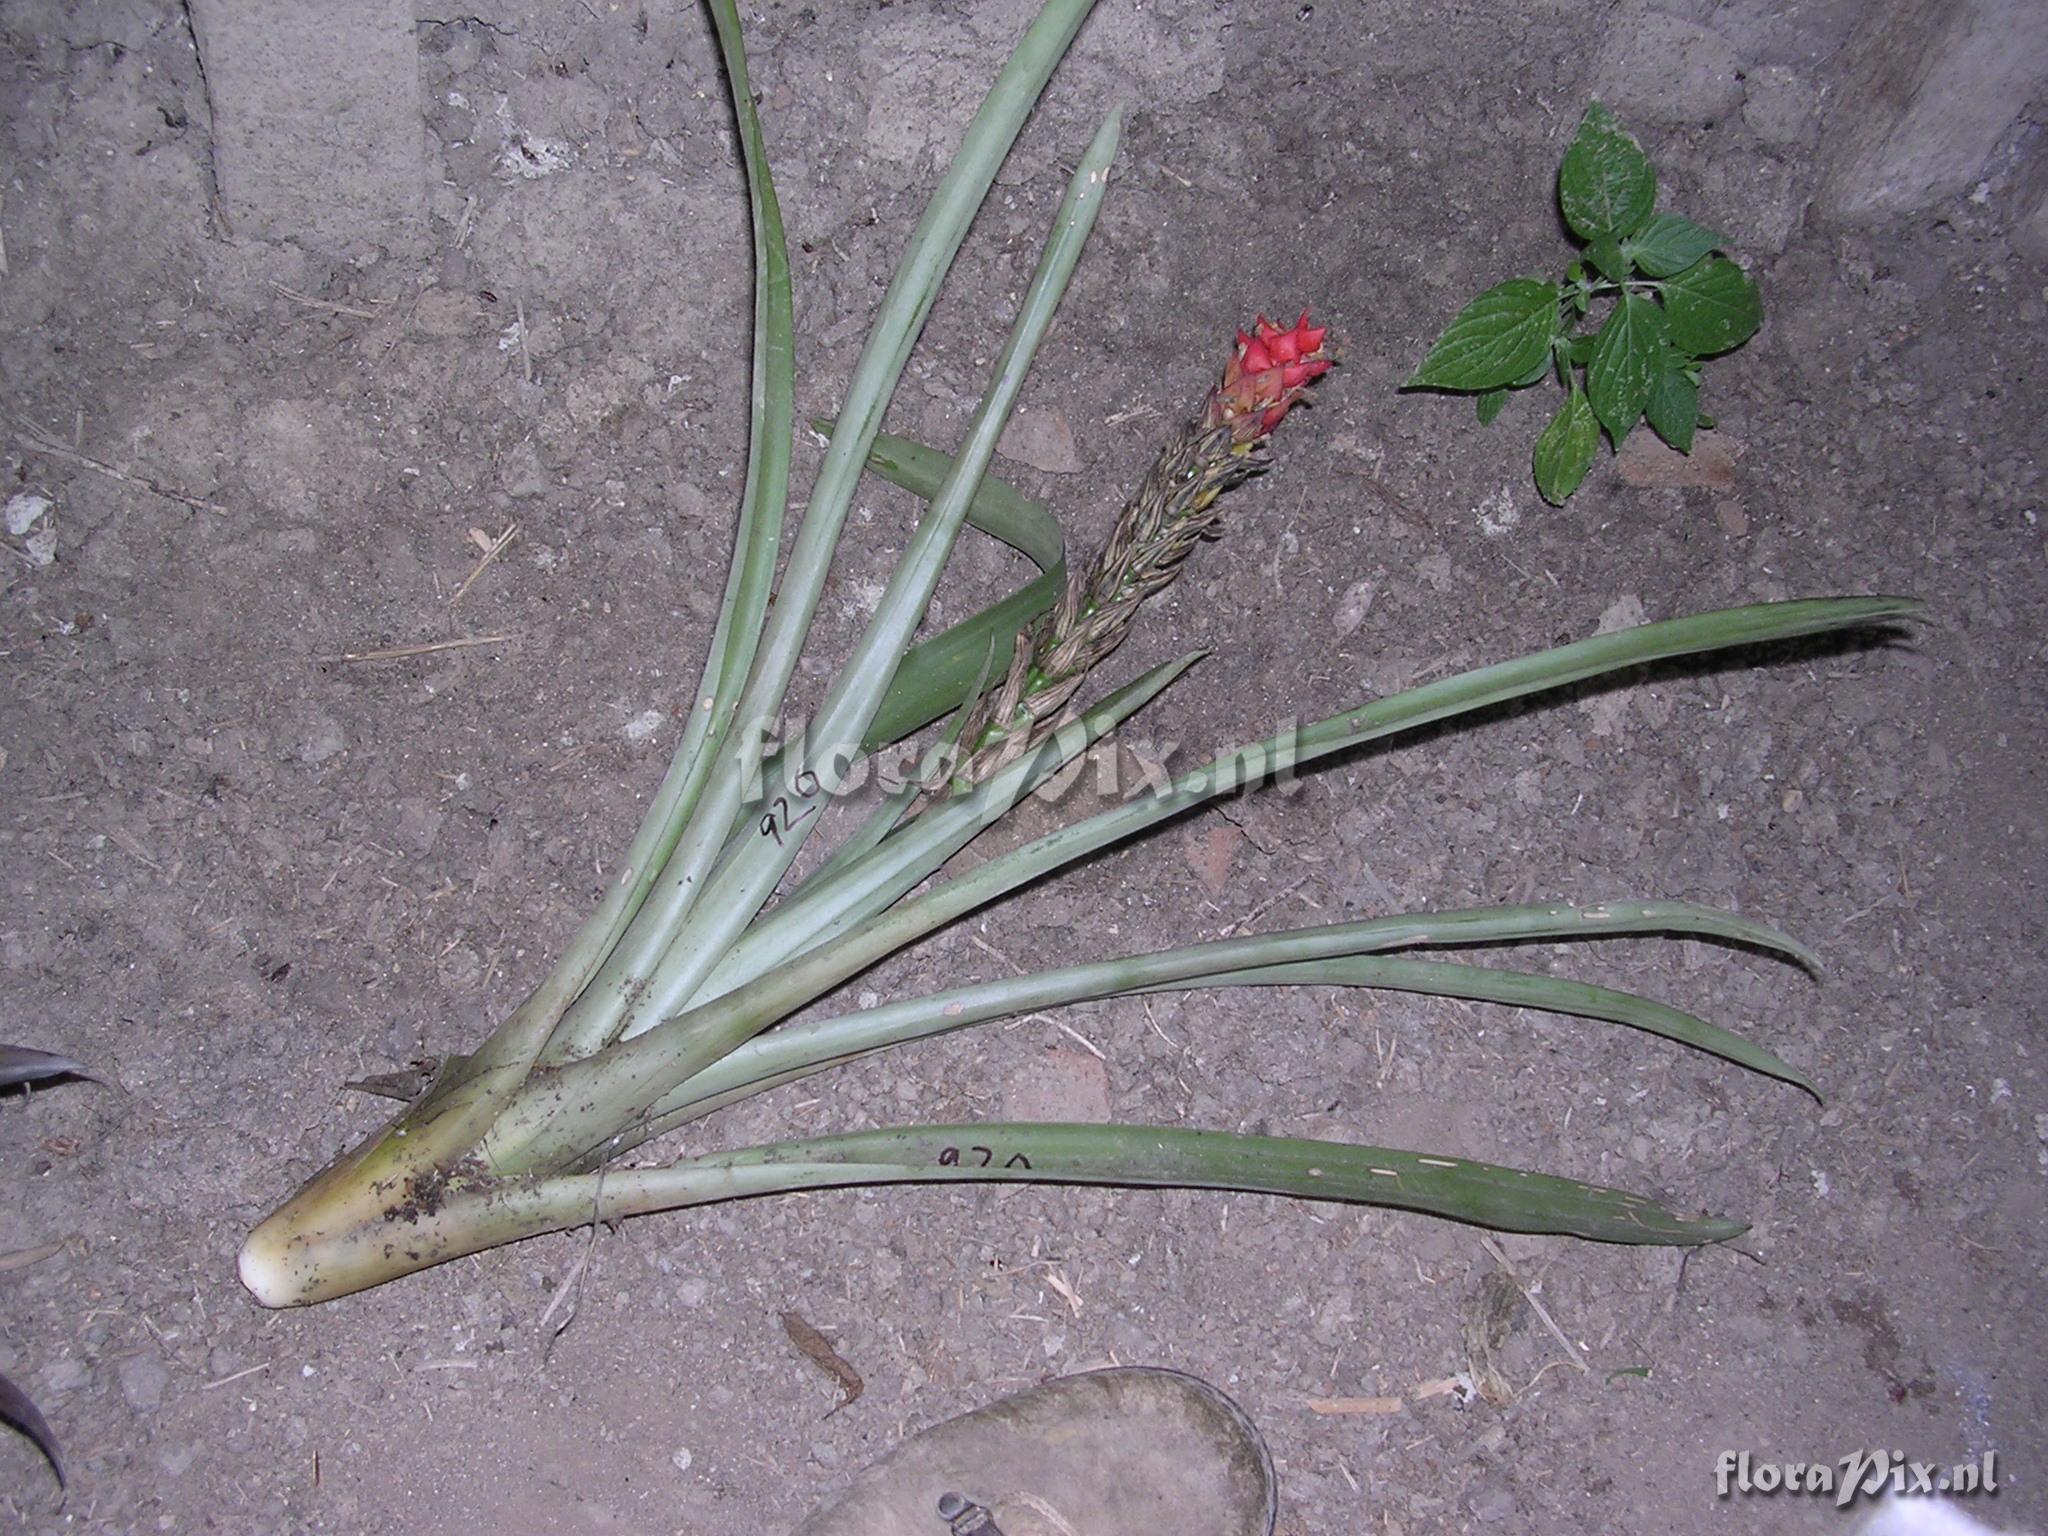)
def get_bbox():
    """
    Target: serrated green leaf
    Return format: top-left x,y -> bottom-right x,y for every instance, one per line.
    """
1624,212 -> 1729,278
1645,362 -> 1699,452
1559,102 -> 1656,241
1533,384 -> 1601,505
1586,293 -> 1668,445
1587,235 -> 1630,283
1662,256 -> 1761,356
1477,388 -> 1508,425
1407,278 -> 1562,391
